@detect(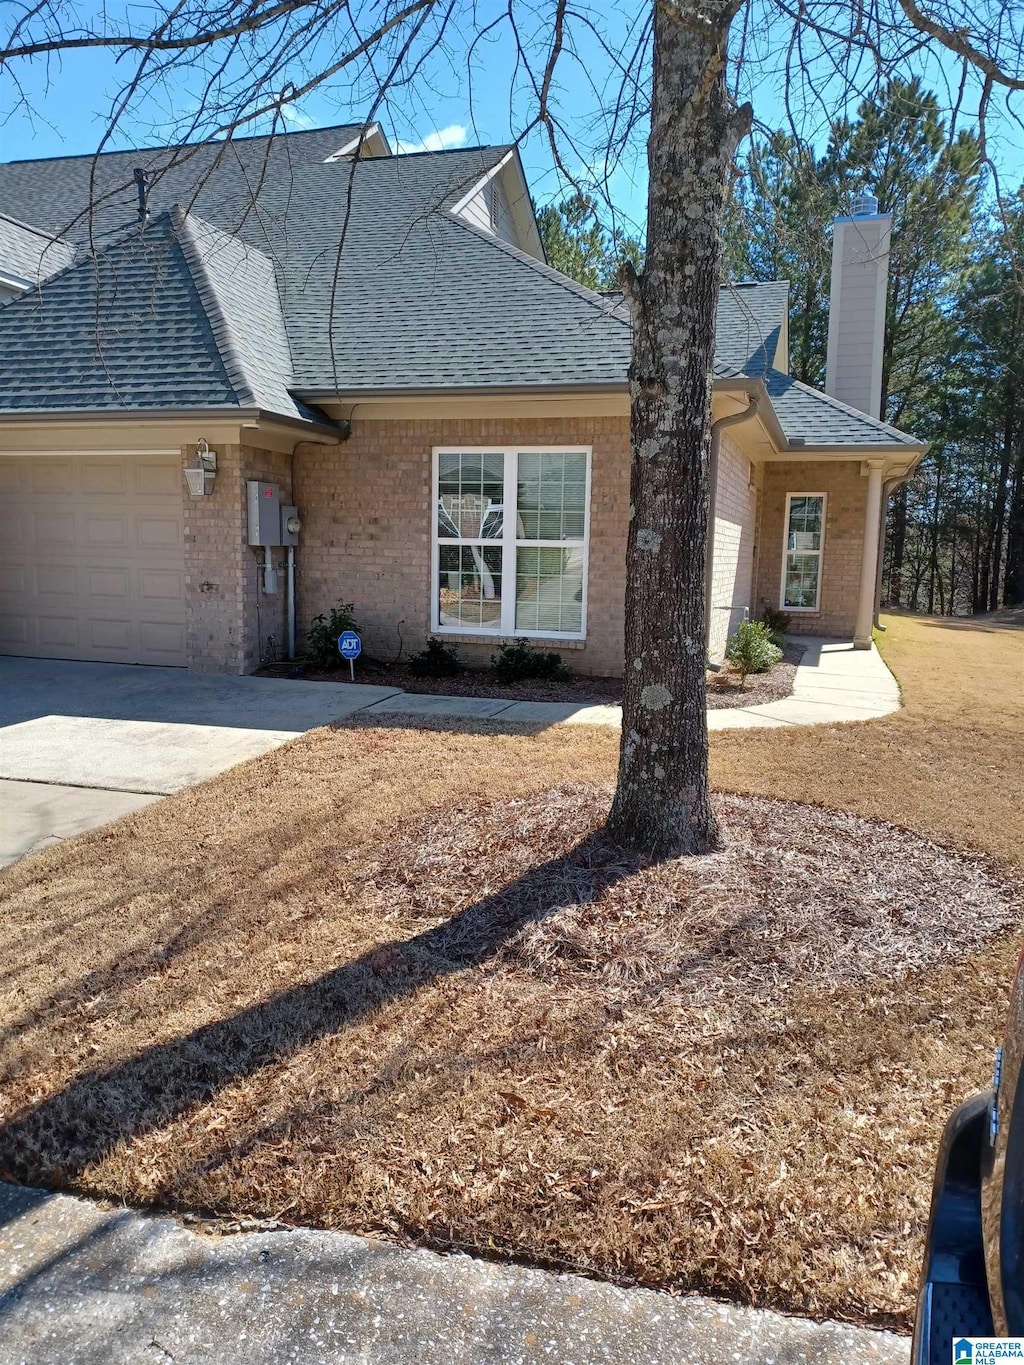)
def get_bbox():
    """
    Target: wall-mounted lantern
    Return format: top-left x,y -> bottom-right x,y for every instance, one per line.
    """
184,439 -> 217,497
